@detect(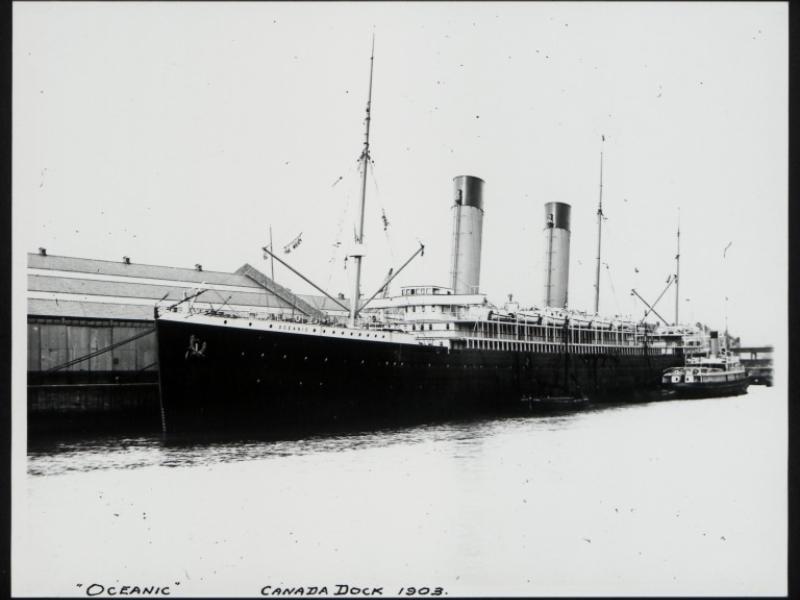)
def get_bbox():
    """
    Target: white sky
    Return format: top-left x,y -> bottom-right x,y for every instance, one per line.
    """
14,1 -> 787,346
